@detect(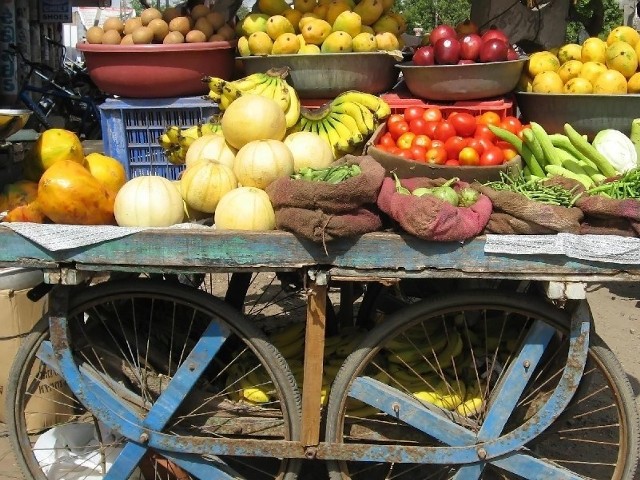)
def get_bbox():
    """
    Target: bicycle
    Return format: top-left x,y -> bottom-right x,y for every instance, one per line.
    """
6,38 -> 104,140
